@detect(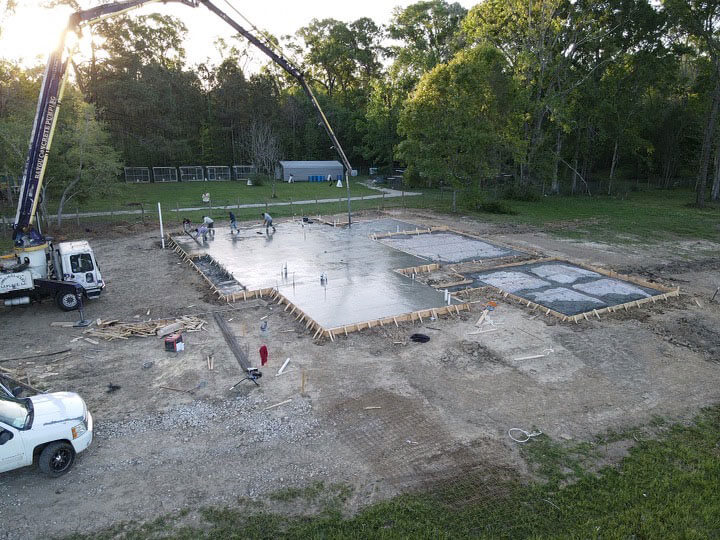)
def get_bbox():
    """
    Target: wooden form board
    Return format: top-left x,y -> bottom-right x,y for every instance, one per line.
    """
395,263 -> 441,276
168,232 -> 471,340
167,235 -> 232,300
455,257 -> 680,323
